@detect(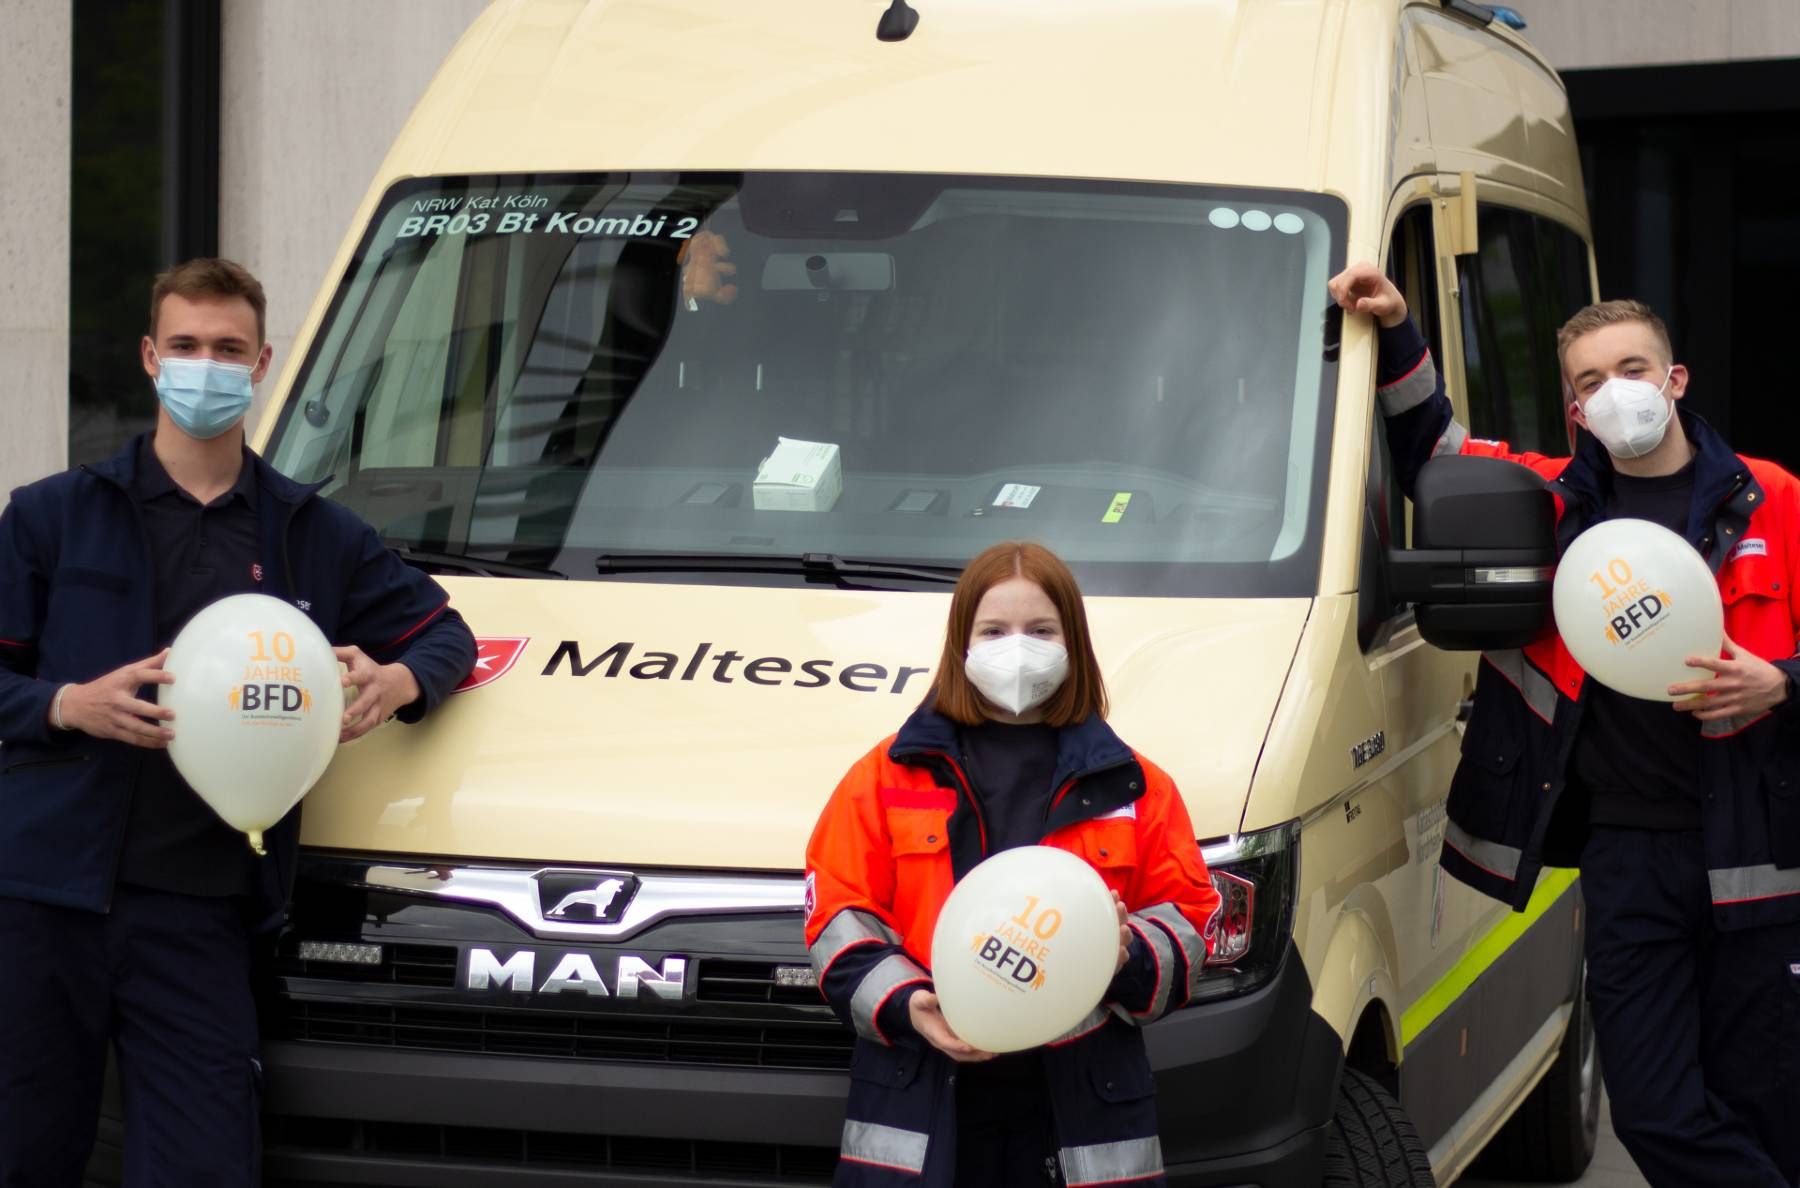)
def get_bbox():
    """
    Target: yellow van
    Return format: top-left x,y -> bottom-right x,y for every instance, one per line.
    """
111,1 -> 1600,1184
